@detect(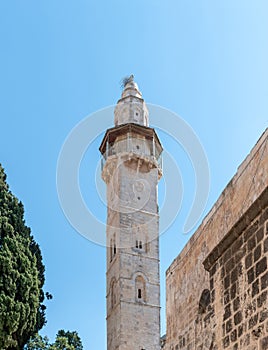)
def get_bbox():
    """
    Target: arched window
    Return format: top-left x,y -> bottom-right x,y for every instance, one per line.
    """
133,225 -> 147,252
135,240 -> 143,250
135,275 -> 146,302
